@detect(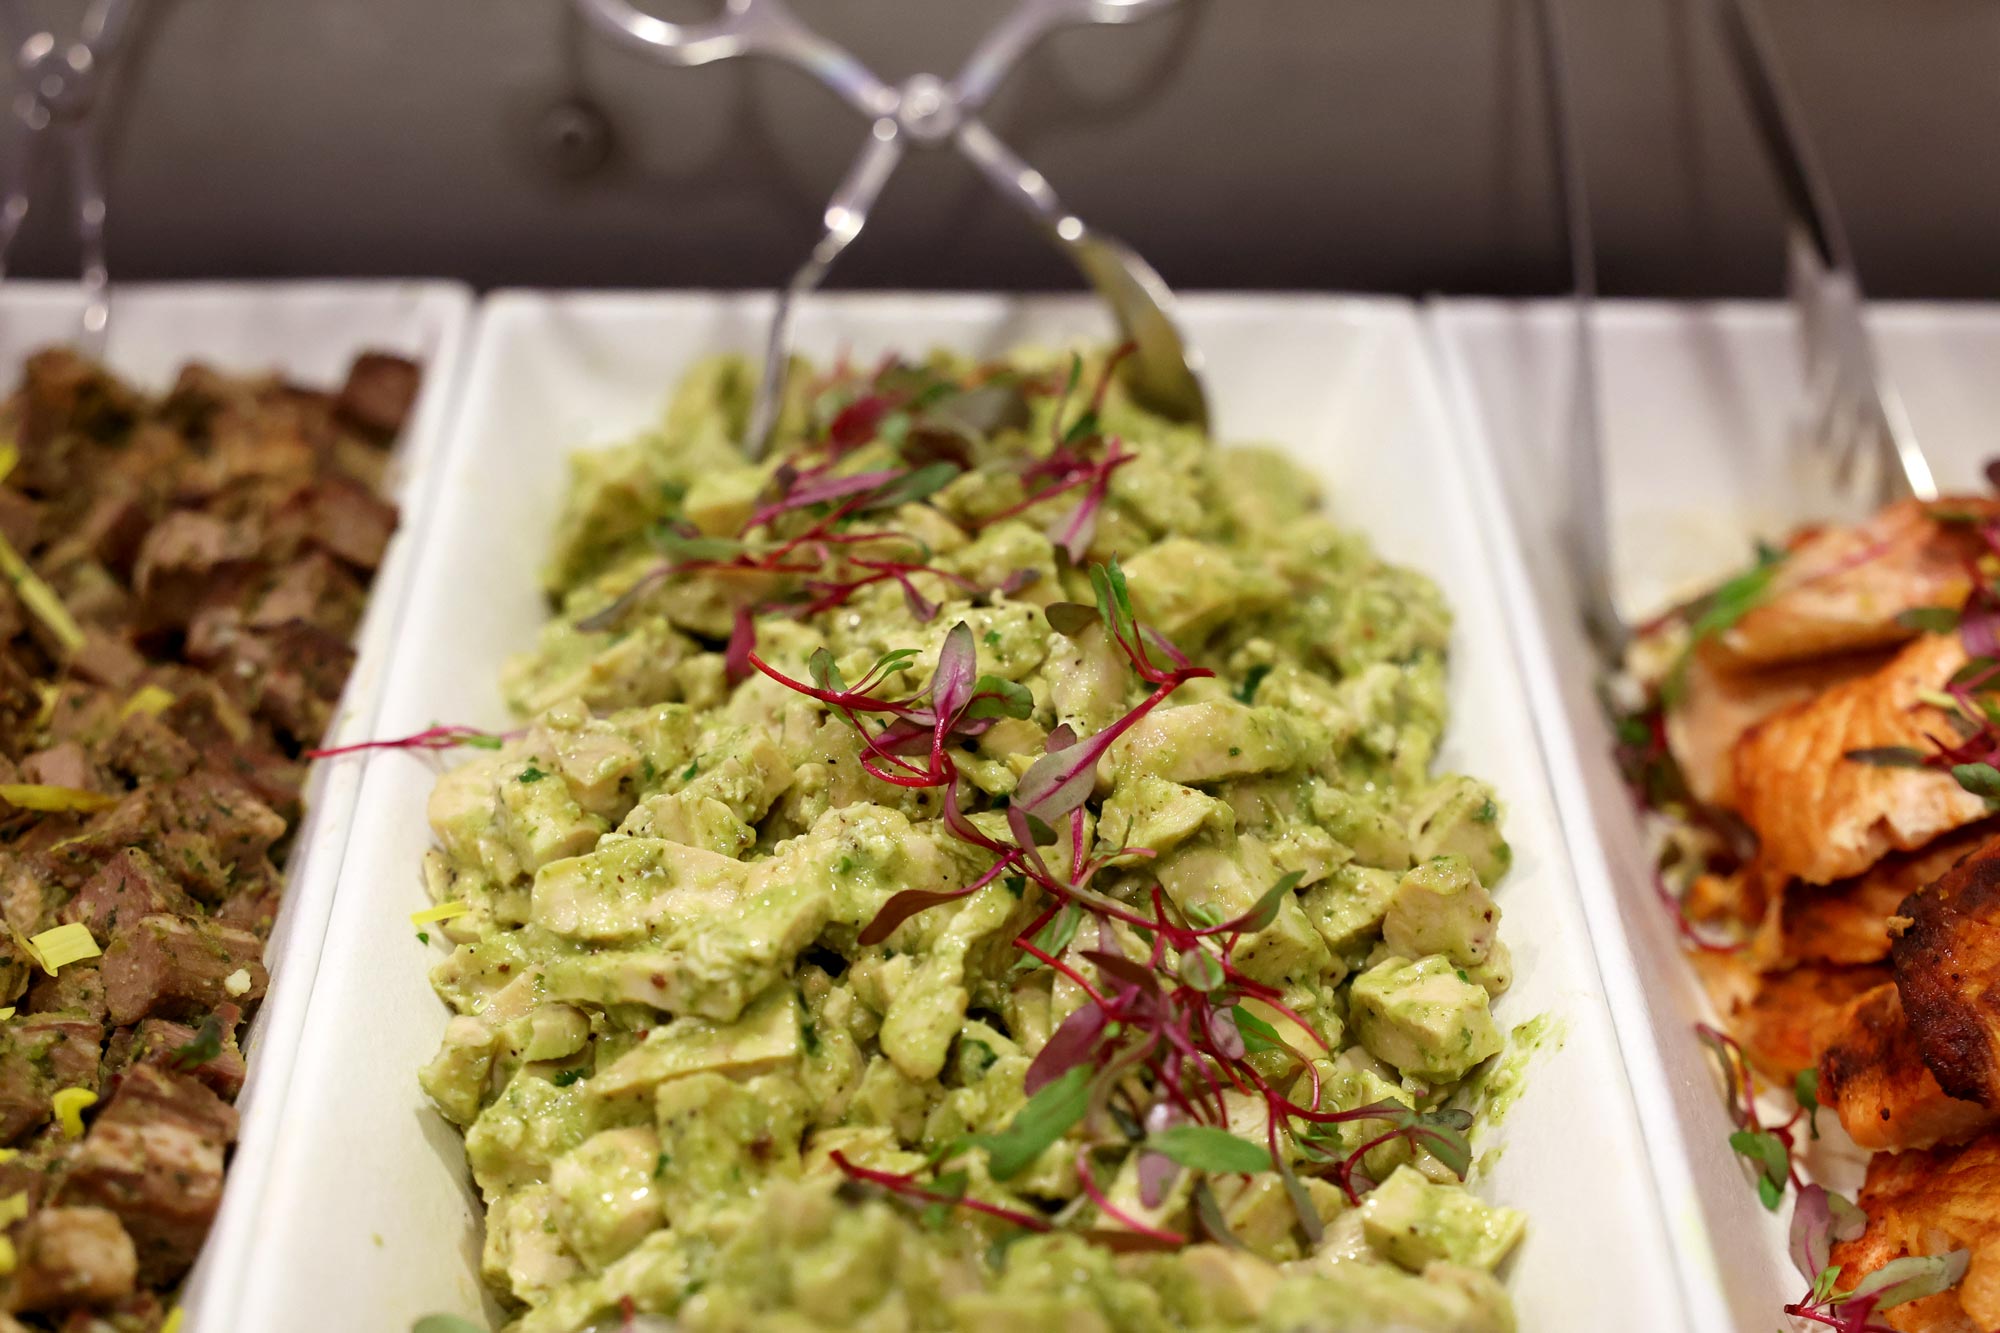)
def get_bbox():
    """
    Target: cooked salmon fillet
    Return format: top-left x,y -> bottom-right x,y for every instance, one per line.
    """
1667,644 -> 1888,810
1695,949 -> 1889,1082
1714,498 -> 1994,670
1834,1131 -> 2000,1331
1734,634 -> 1988,886
1818,983 -> 1995,1151
1895,837 -> 2000,1110
1755,823 -> 1994,971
